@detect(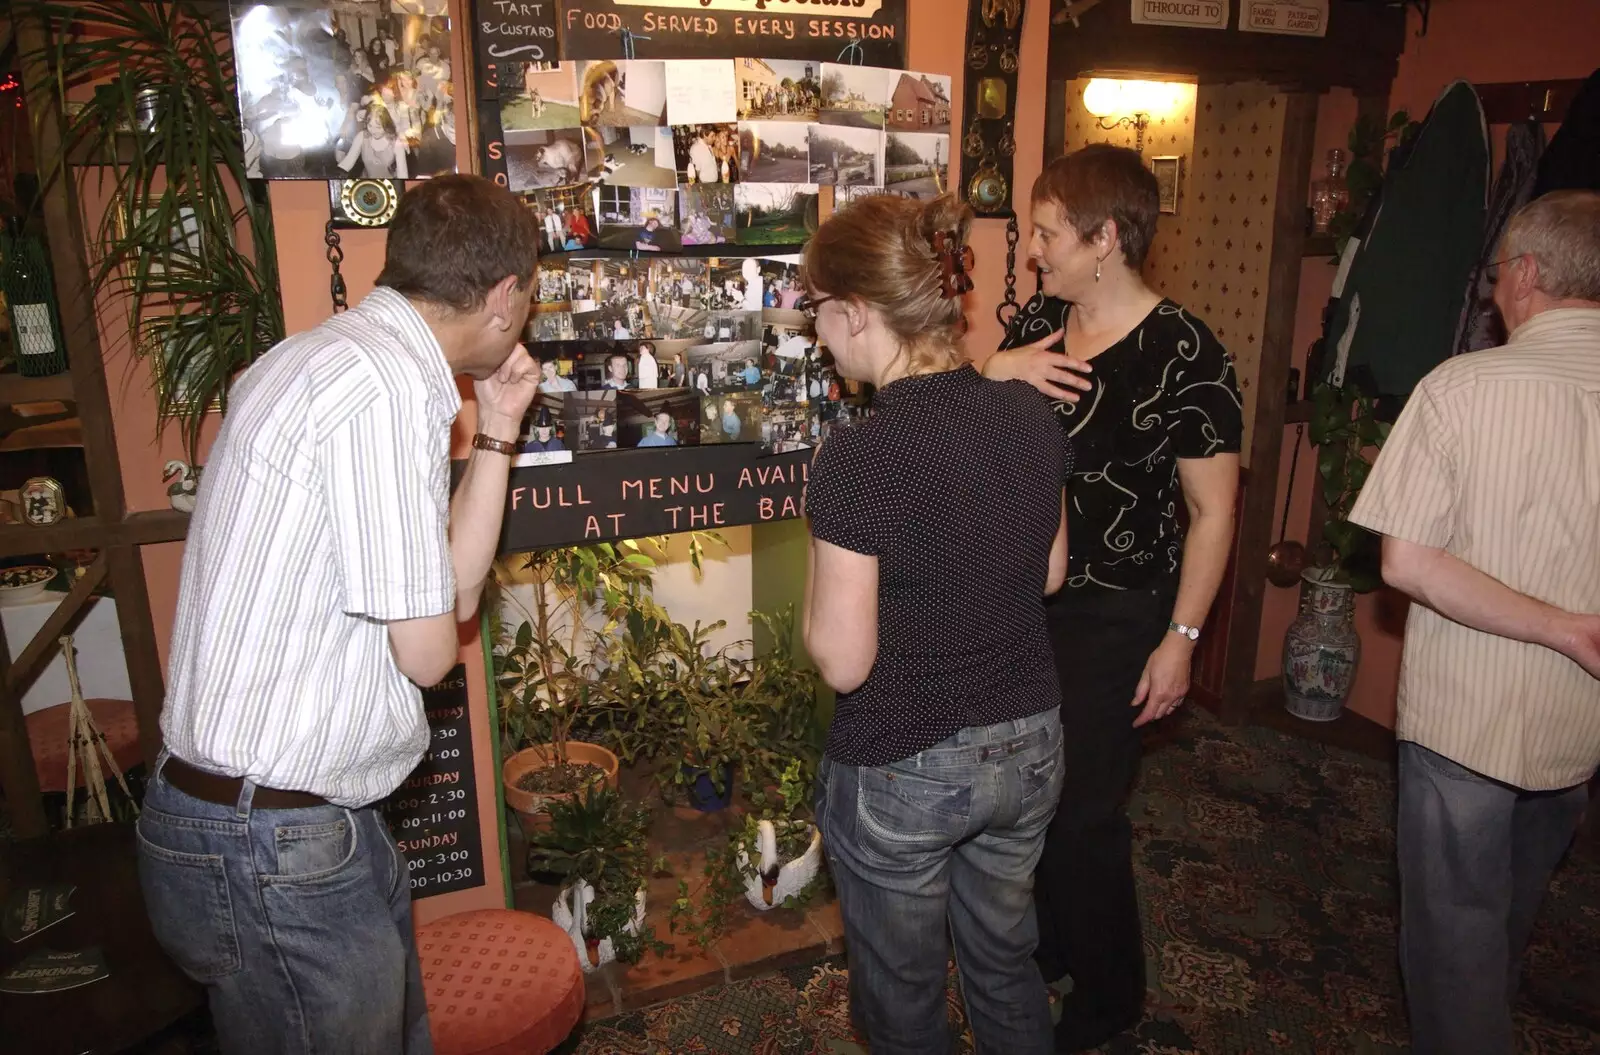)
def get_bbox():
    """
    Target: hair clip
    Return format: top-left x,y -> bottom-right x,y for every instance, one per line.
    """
933,231 -> 975,300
